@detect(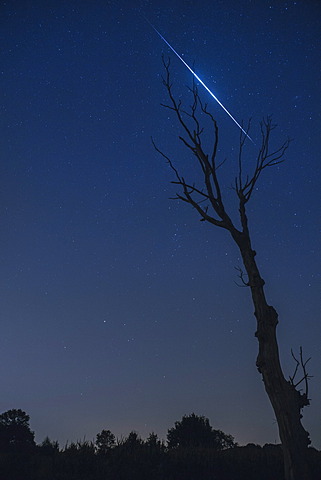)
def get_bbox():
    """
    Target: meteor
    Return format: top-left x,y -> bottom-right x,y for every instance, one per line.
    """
145,18 -> 254,143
